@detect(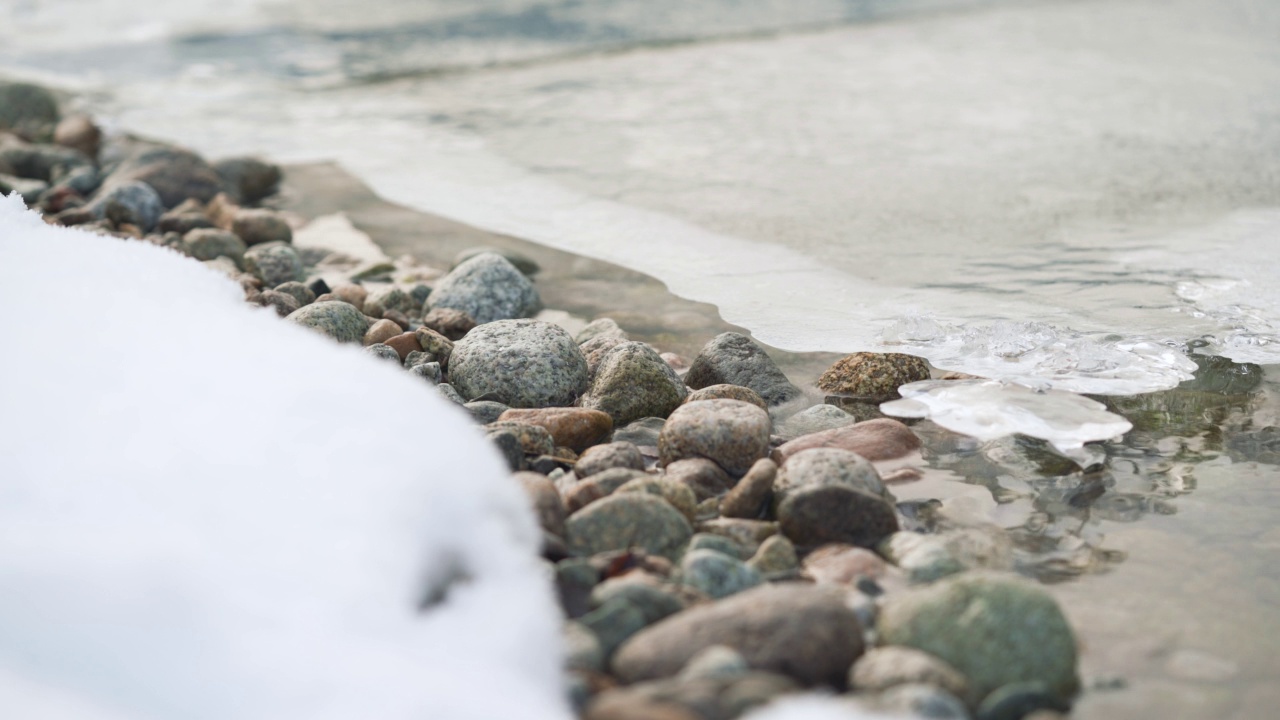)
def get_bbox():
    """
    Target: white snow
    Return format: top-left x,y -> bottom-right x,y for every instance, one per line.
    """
0,194 -> 570,720
880,378 -> 1133,453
